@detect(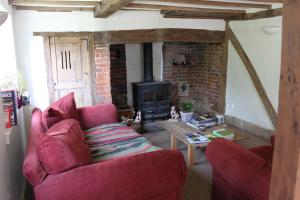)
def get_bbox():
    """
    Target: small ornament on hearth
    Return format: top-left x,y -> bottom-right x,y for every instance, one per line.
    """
169,106 -> 179,122
134,111 -> 142,124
